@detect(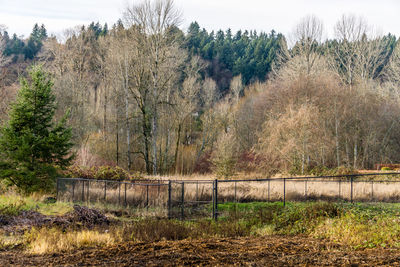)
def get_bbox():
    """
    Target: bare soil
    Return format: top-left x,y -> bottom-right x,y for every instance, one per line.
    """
2,235 -> 400,266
